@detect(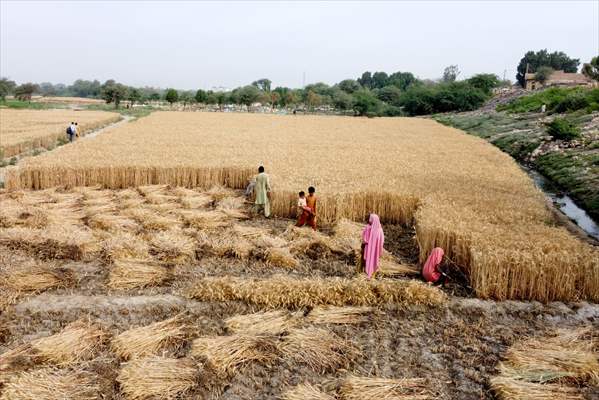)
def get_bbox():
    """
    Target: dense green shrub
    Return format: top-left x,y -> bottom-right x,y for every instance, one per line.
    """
497,87 -> 599,114
399,82 -> 488,116
545,118 -> 580,141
